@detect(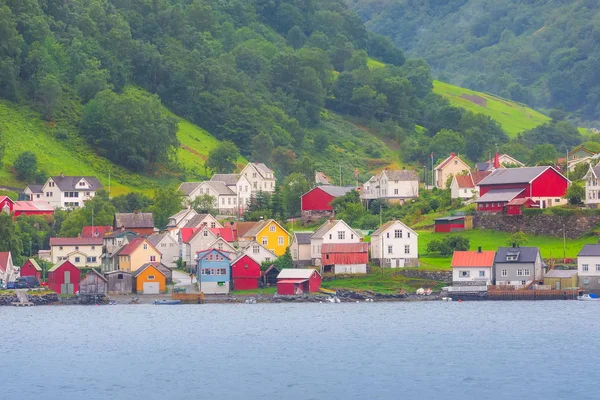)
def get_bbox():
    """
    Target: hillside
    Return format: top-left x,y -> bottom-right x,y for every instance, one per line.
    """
348,0 -> 600,125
